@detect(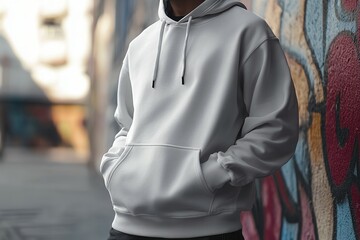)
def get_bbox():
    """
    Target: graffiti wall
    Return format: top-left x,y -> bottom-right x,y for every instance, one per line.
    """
240,0 -> 360,239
